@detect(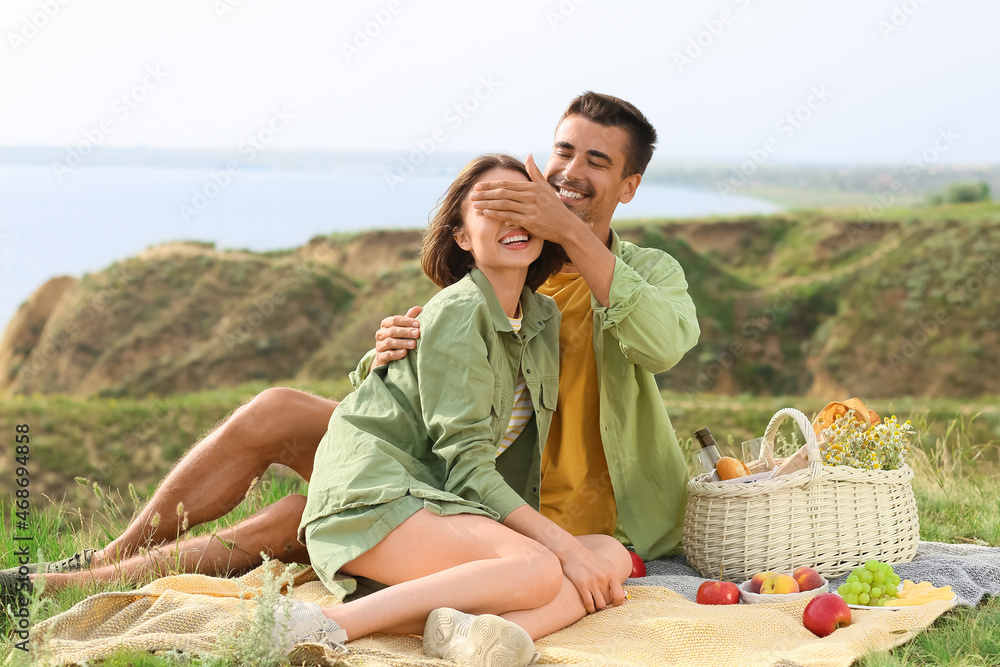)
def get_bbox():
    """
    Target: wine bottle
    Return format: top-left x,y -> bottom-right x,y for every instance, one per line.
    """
693,427 -> 722,475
